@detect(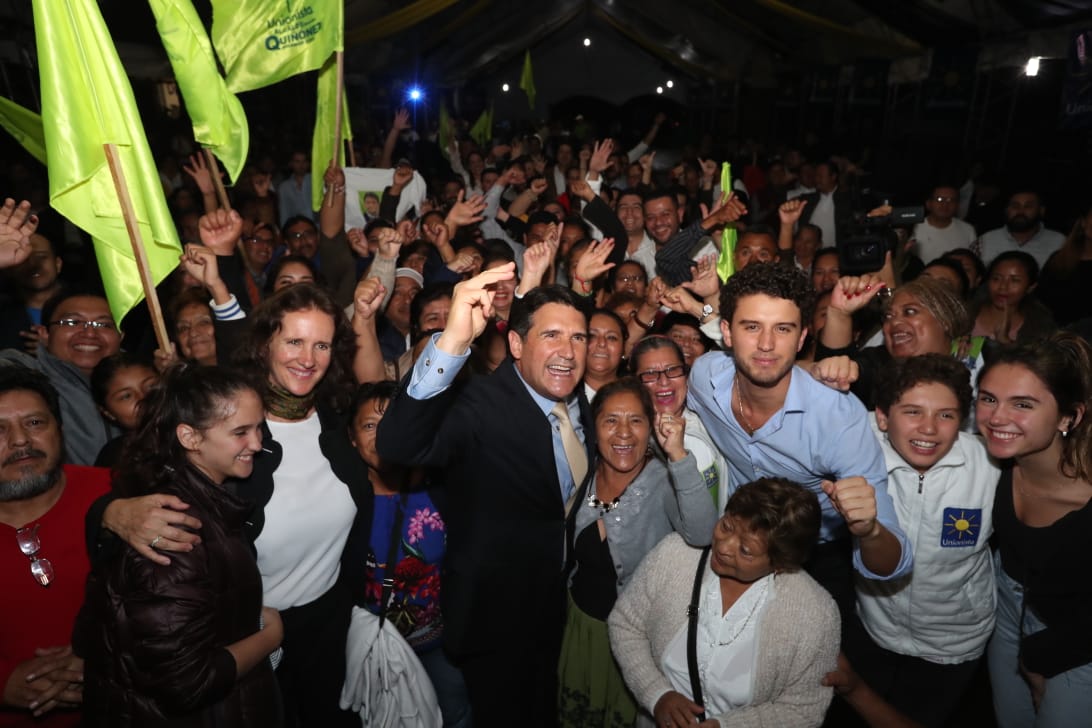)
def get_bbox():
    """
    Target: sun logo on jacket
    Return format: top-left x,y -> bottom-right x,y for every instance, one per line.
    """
941,507 -> 982,547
